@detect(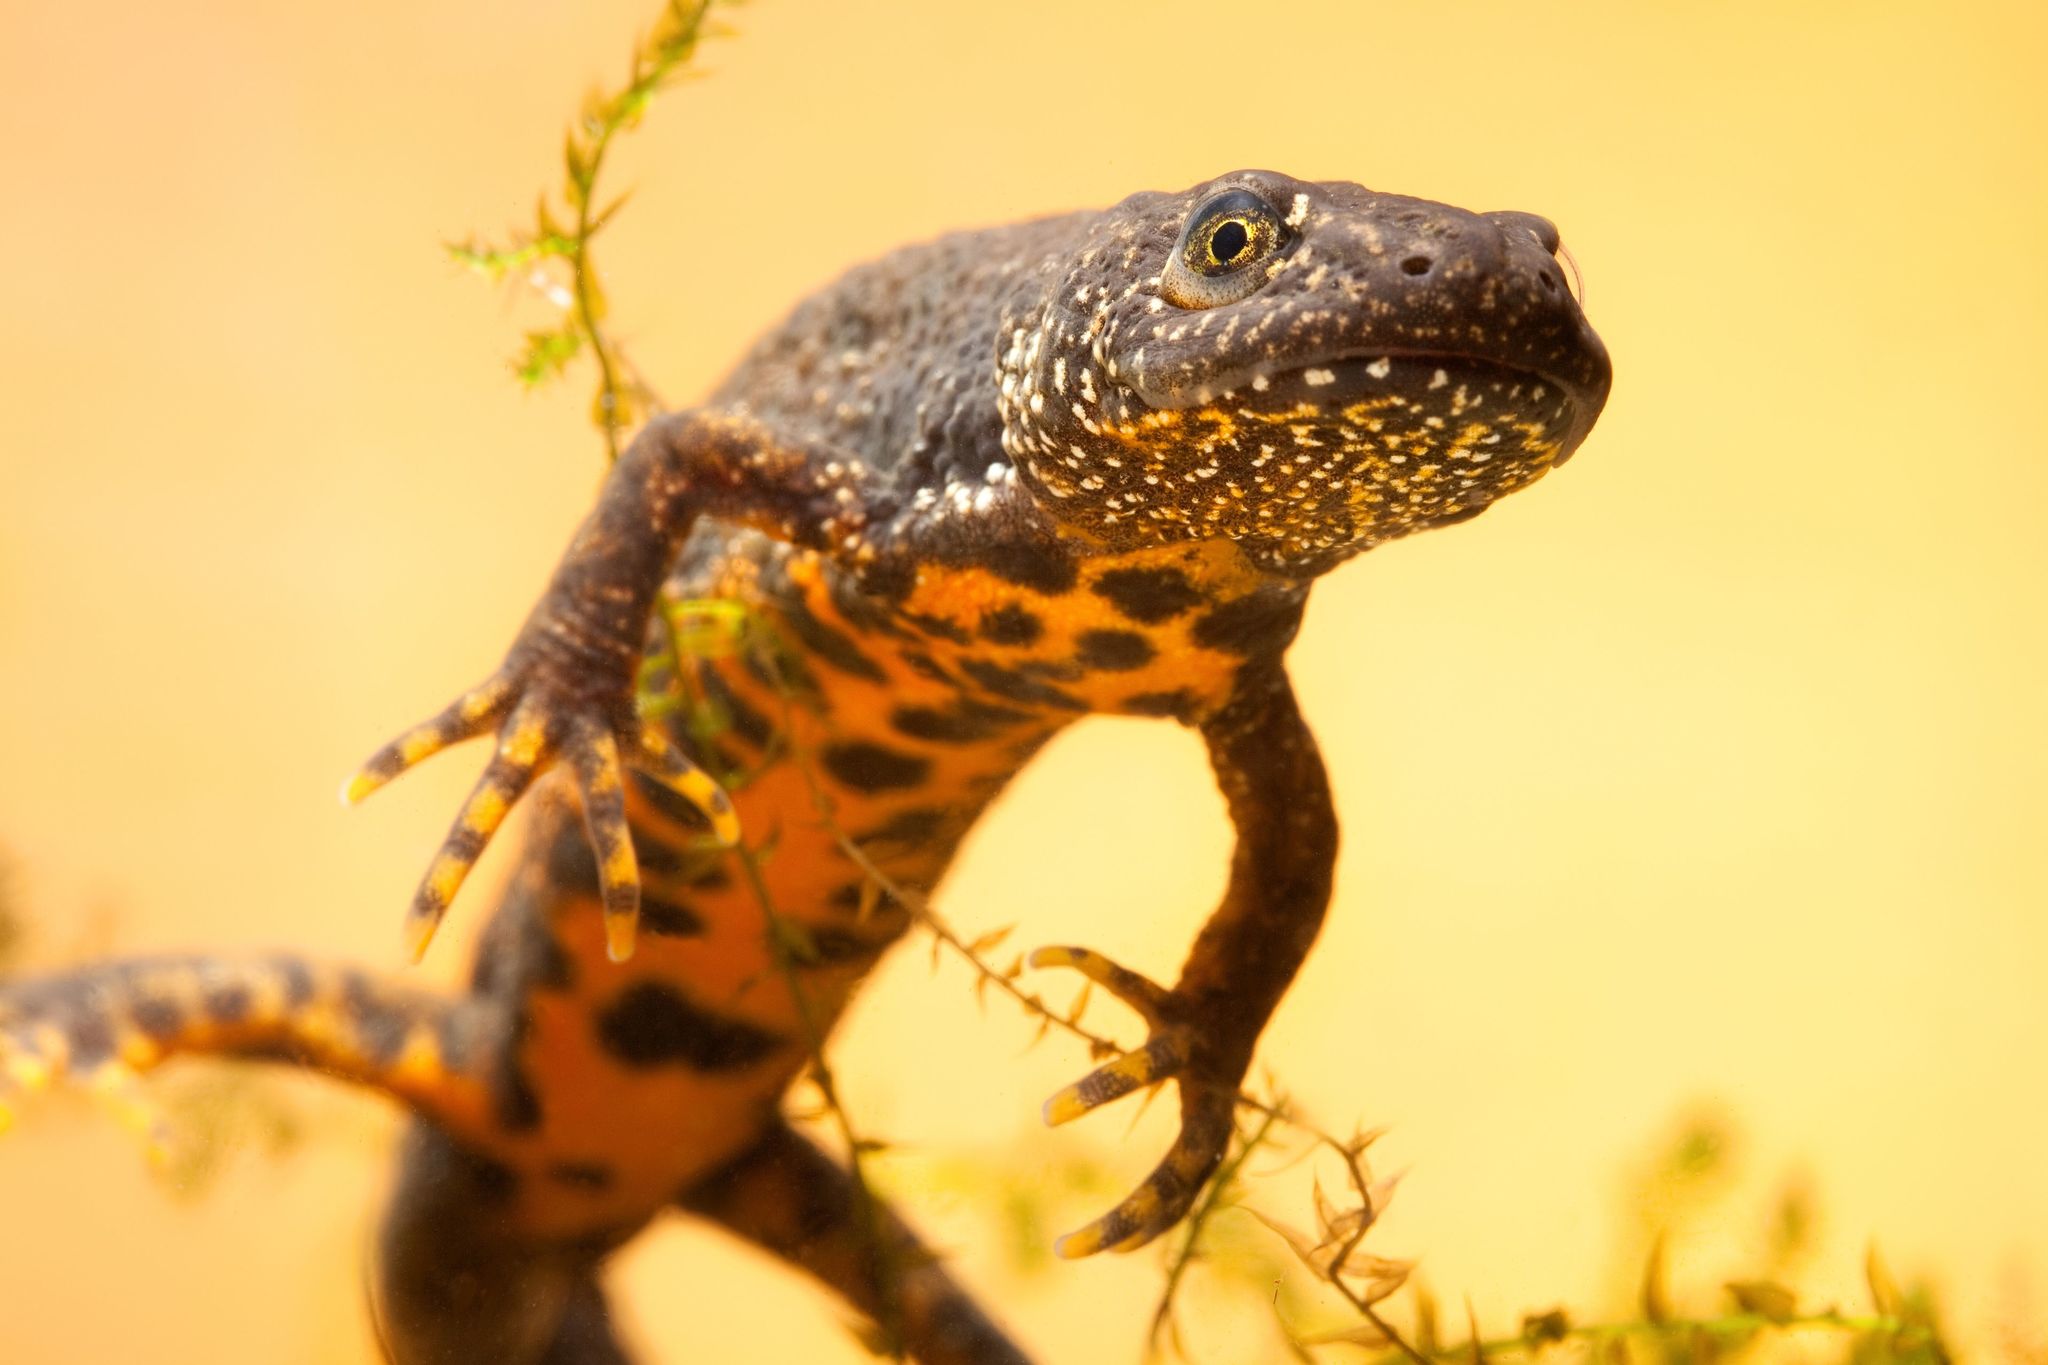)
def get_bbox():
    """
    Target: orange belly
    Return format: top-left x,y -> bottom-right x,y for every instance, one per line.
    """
466,536 -> 1262,1239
